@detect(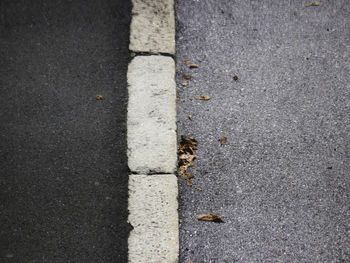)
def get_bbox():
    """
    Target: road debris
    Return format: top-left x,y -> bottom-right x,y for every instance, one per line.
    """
95,94 -> 104,100
176,98 -> 185,103
182,81 -> 189,86
219,137 -> 227,145
185,59 -> 189,64
181,171 -> 195,180
233,75 -> 239,81
188,114 -> 193,120
197,214 -> 224,223
184,74 -> 192,79
195,95 -> 211,100
305,1 -> 321,7
189,63 -> 199,68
